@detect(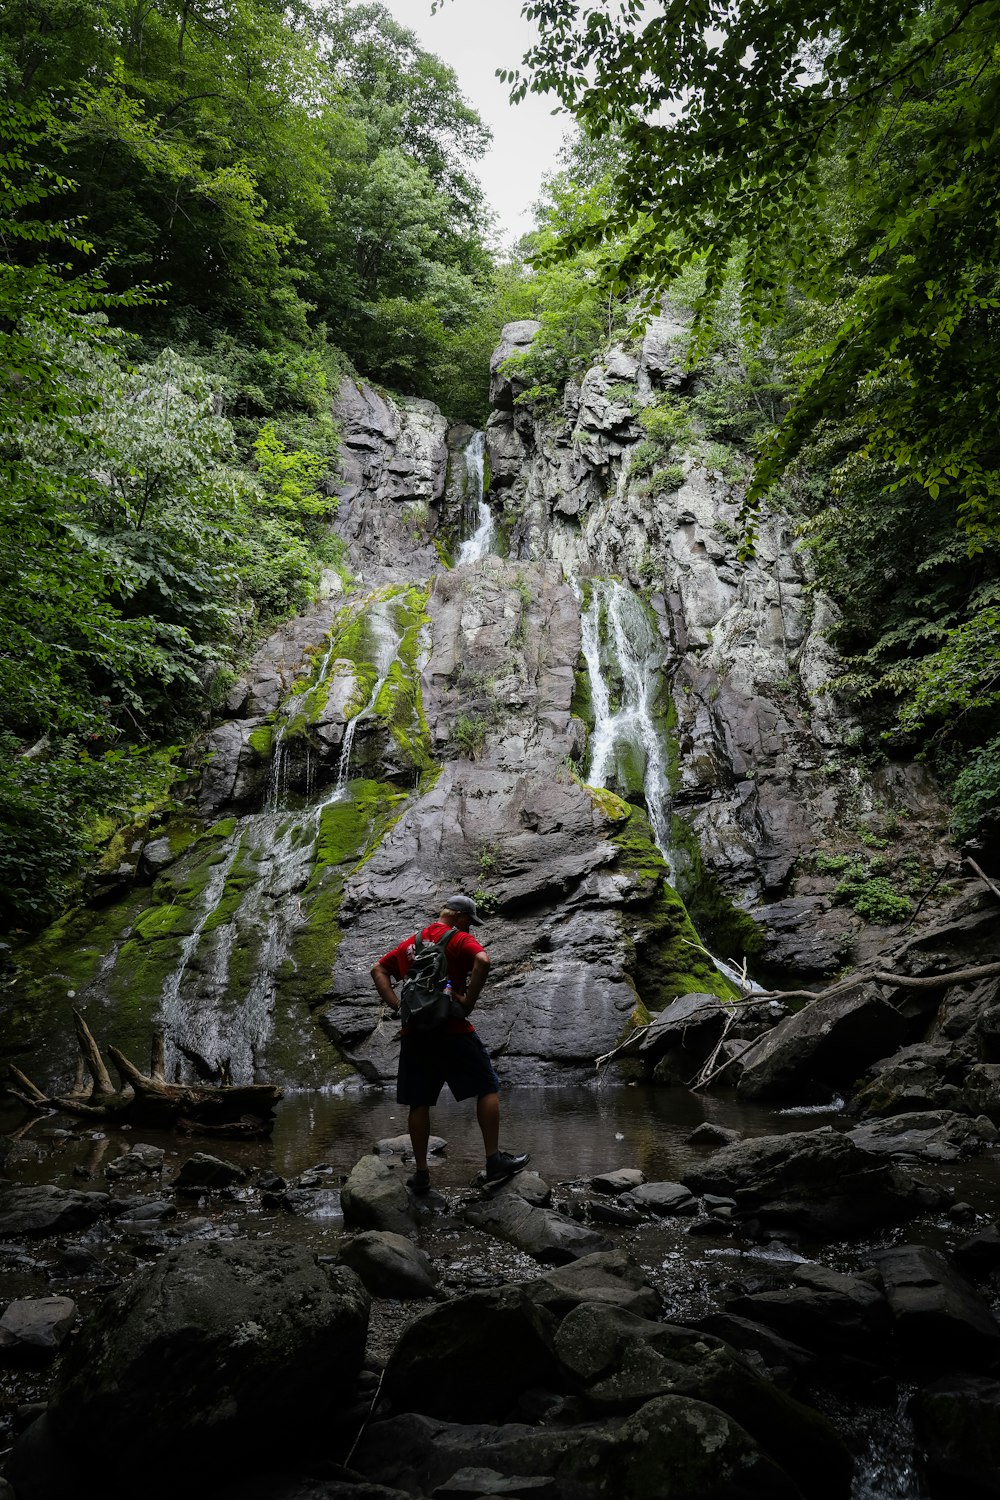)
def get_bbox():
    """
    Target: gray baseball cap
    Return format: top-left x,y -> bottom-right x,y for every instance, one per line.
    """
442,894 -> 482,925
